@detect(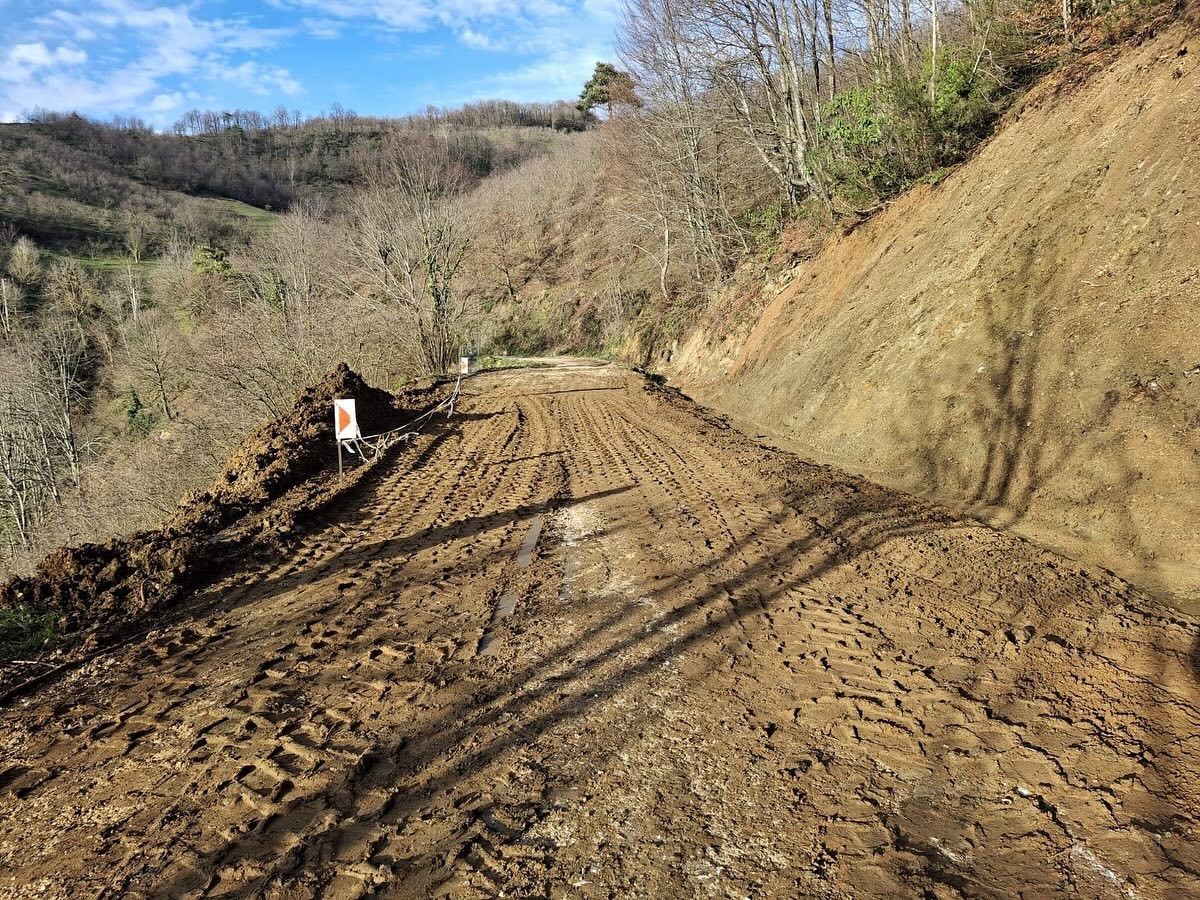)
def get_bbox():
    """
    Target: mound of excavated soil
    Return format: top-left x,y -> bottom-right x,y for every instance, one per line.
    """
0,365 -> 433,640
669,22 -> 1200,605
2,533 -> 200,639
173,364 -> 407,534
